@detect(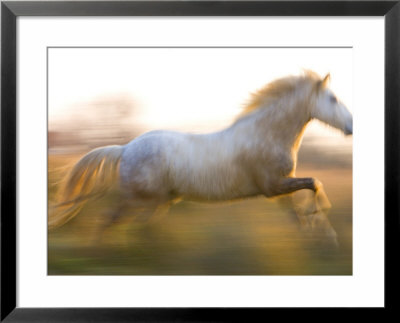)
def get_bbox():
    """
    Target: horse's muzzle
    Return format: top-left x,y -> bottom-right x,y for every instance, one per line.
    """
344,122 -> 353,135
